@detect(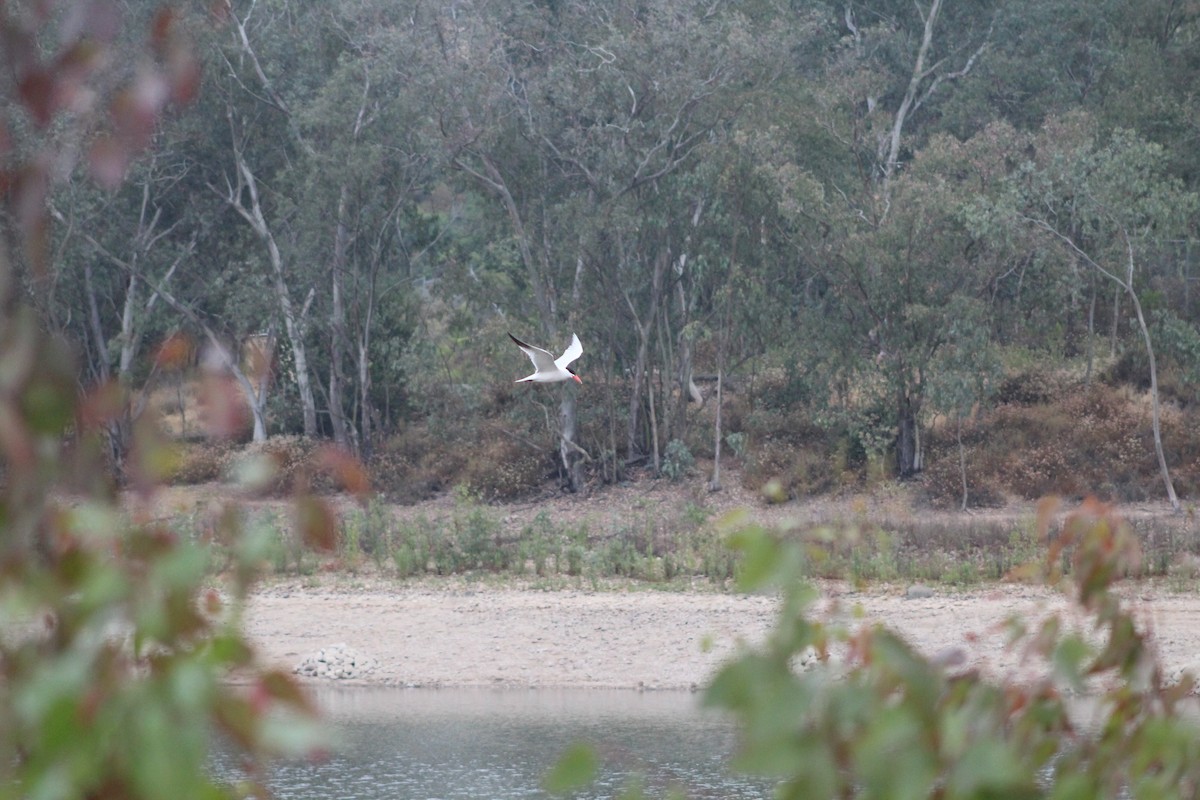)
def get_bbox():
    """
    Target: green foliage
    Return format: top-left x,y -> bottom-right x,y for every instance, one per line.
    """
0,9 -> 335,796
543,741 -> 599,794
660,439 -> 695,481
704,499 -> 1200,799
724,431 -> 747,459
